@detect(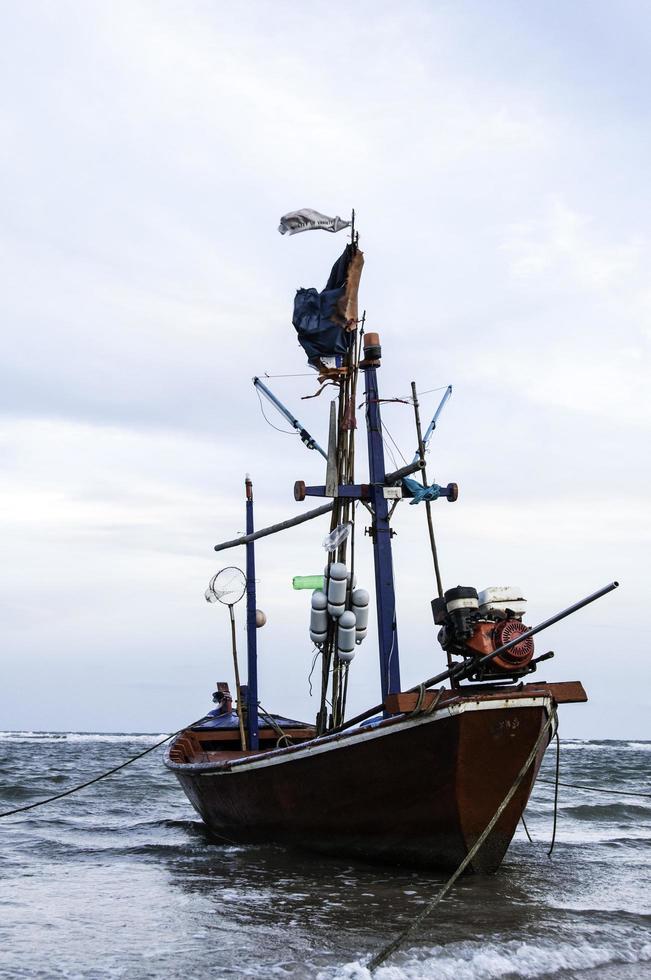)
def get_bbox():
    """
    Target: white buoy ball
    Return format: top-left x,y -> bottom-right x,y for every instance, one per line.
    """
255,609 -> 267,628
